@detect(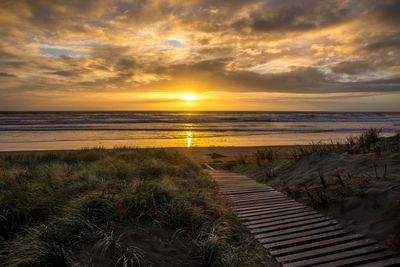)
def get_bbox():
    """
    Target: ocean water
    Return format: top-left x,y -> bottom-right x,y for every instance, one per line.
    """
0,111 -> 399,151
